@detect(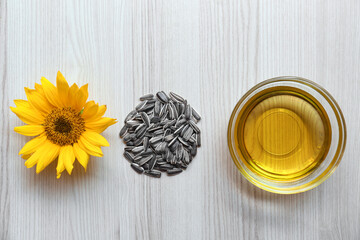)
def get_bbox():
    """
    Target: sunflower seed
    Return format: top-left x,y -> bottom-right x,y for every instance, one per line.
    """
127,141 -> 134,146
167,168 -> 183,176
132,146 -> 144,154
174,124 -> 185,135
155,142 -> 167,153
169,92 -> 185,102
144,170 -> 161,178
180,124 -> 189,136
156,161 -> 168,165
164,129 -> 172,136
159,104 -> 168,118
154,166 -> 167,172
153,129 -> 164,136
183,150 -> 190,164
143,137 -> 149,151
134,154 -> 143,162
123,133 -> 135,142
148,156 -> 157,170
140,149 -> 154,156
158,164 -> 174,169
151,116 -> 160,123
124,110 -> 137,123
131,163 -> 144,174
176,145 -> 183,160
119,125 -> 128,138
169,140 -> 179,151
124,146 -> 135,151
134,136 -> 144,146
157,91 -> 169,103
140,103 -> 155,112
168,107 -> 174,120
140,93 -> 154,101
154,101 -> 161,115
169,102 -> 178,119
189,135 -> 196,144
196,134 -> 201,147
151,141 -> 161,148
171,156 -> 177,164
134,123 -> 145,133
148,125 -> 162,132
150,135 -> 162,145
179,103 -> 185,115
124,152 -> 135,162
140,112 -> 150,126
137,155 -> 153,166
180,163 -> 188,169
189,120 -> 200,133
178,137 -> 190,147
126,120 -> 140,128
191,143 -> 197,156
136,126 -> 147,138
121,91 -> 201,178
192,107 -> 201,121
185,104 -> 192,120
160,113 -> 167,122
136,100 -> 148,111
183,127 -> 193,141
164,134 -> 175,142
168,136 -> 178,147
175,119 -> 186,128
164,119 -> 176,129
142,163 -> 150,170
